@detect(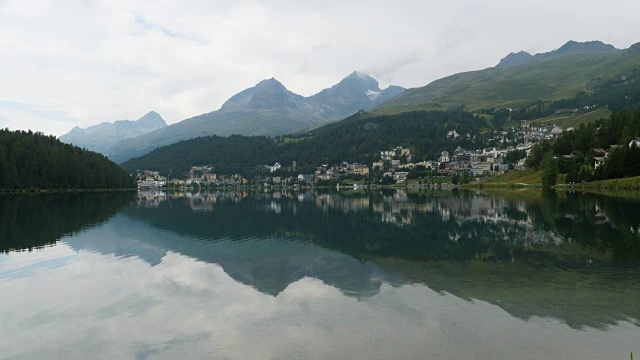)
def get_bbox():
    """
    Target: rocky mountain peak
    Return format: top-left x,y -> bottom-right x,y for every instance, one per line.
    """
496,51 -> 533,68
135,111 -> 167,127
